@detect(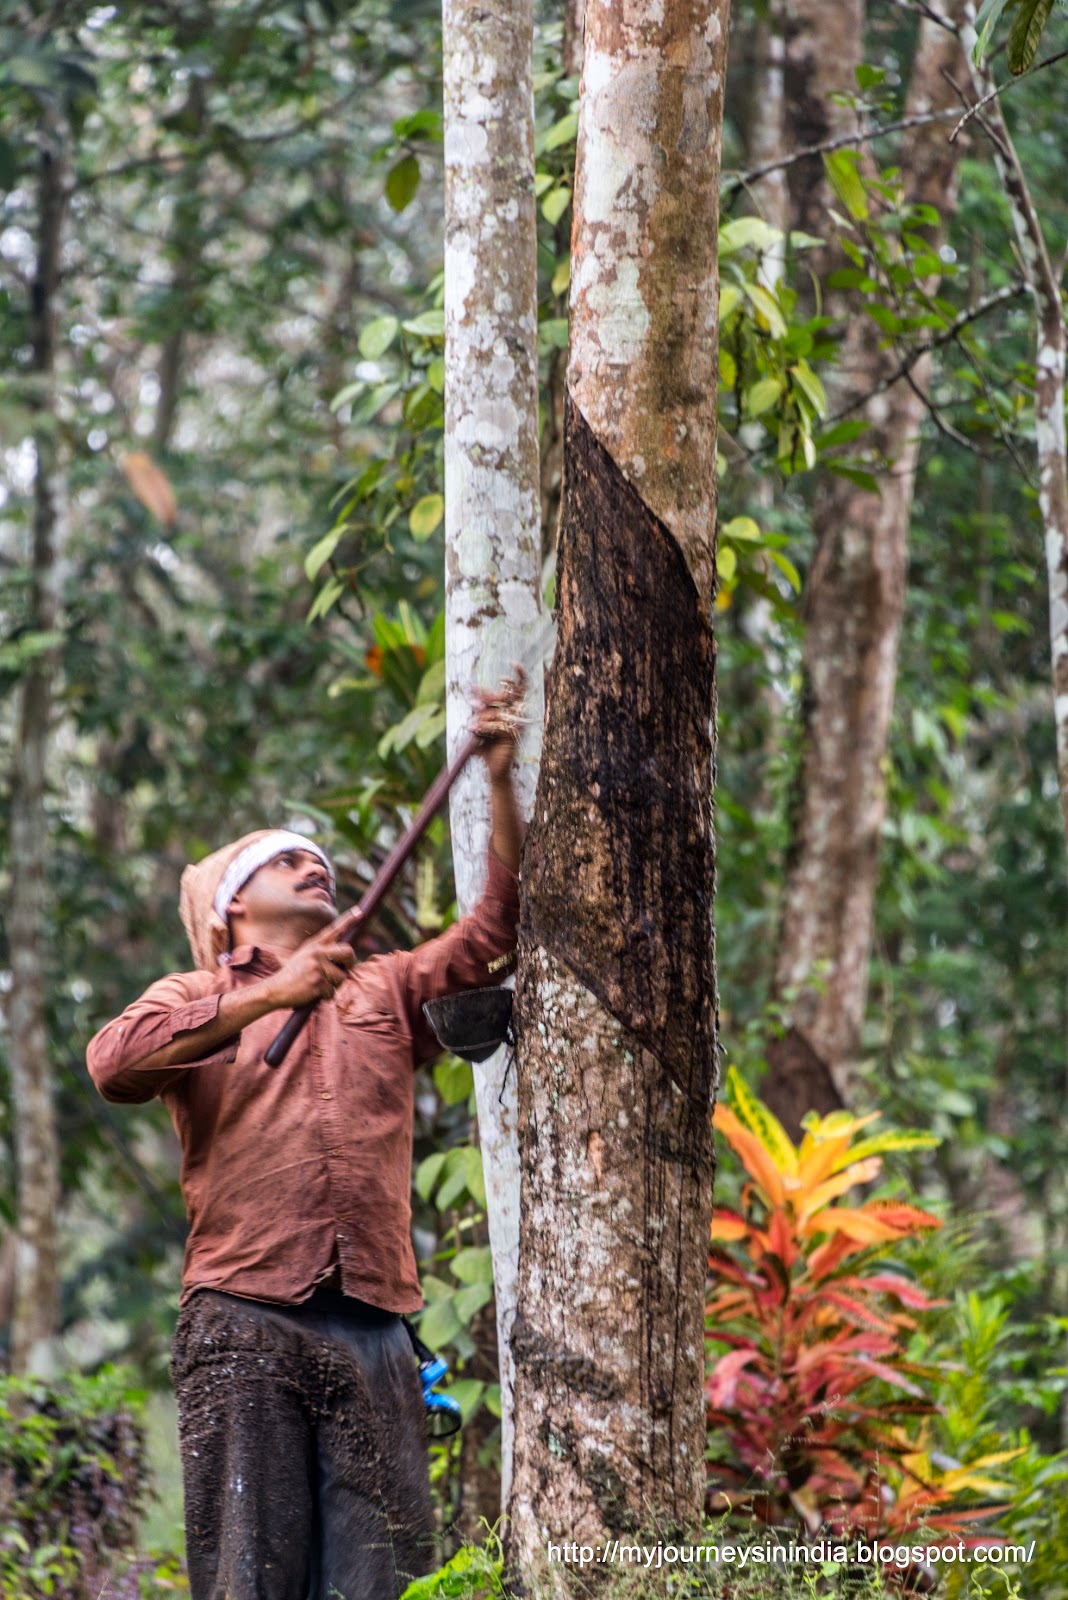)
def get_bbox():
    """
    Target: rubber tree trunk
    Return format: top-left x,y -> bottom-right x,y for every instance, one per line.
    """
762,8 -> 967,1138
442,0 -> 544,1512
8,128 -> 70,1378
506,1 -> 729,1584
